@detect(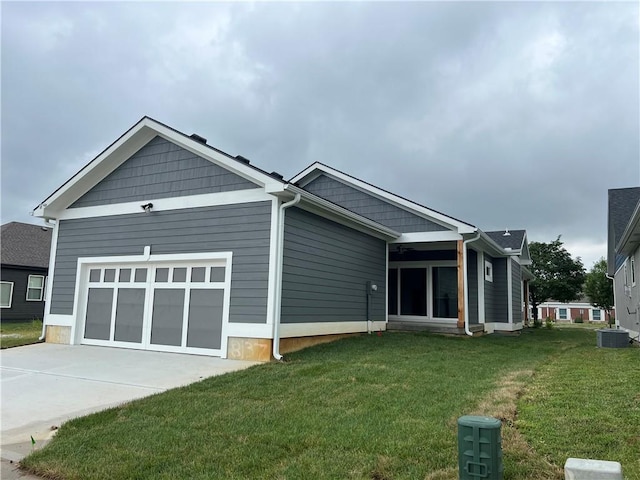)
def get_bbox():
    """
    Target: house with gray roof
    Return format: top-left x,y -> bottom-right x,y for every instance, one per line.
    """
1,222 -> 52,321
32,117 -> 533,360
607,187 -> 640,342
